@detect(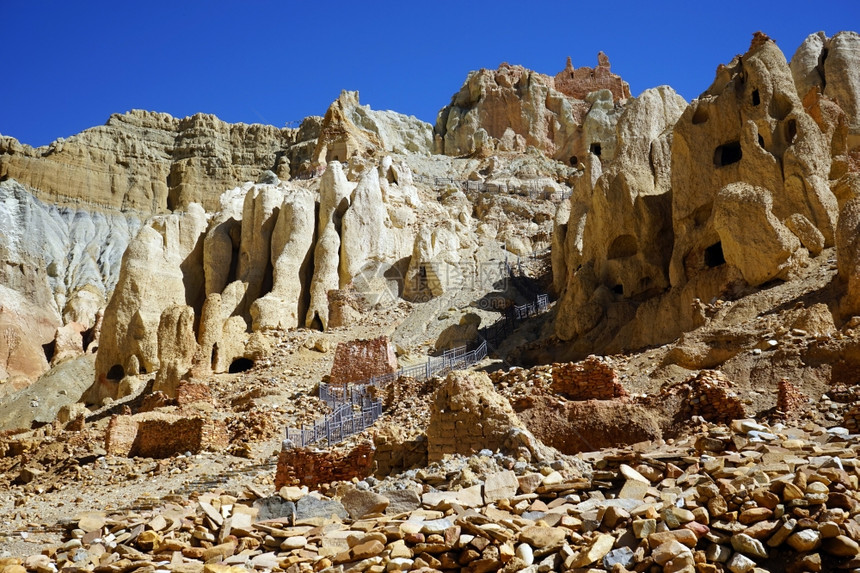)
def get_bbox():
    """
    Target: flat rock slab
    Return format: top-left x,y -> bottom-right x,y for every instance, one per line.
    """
342,489 -> 390,519
296,496 -> 347,521
383,489 -> 421,514
253,496 -> 296,522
